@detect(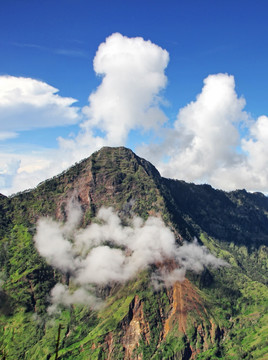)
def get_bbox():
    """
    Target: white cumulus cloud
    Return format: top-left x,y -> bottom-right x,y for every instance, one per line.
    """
140,73 -> 247,181
0,75 -> 80,133
82,32 -> 169,144
139,73 -> 268,192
